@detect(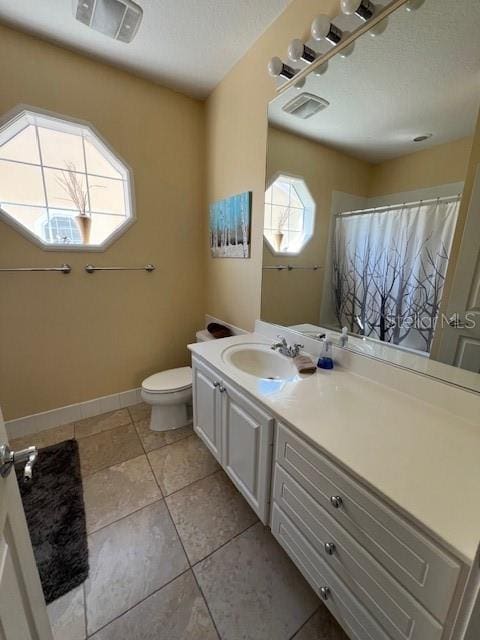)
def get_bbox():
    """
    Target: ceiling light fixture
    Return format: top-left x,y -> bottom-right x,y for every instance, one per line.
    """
339,42 -> 355,58
282,93 -> 330,119
313,61 -> 329,76
268,57 -> 297,80
369,16 -> 389,37
288,39 -> 317,64
340,0 -> 375,21
311,15 -> 343,45
74,0 -> 143,43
